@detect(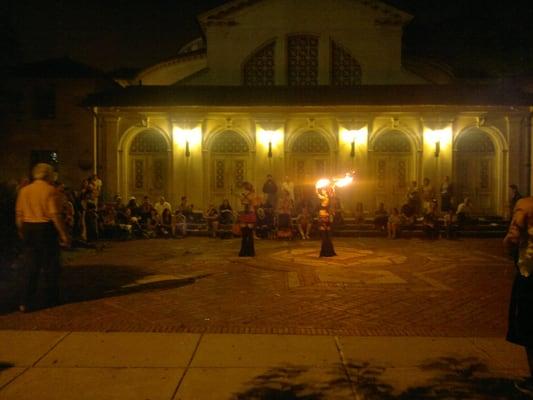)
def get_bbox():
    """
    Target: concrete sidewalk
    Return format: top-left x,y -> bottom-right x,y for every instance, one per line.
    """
0,331 -> 530,399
